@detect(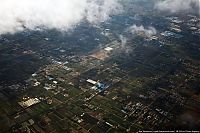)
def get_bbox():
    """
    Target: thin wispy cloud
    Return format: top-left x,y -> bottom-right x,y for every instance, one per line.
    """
155,0 -> 200,13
